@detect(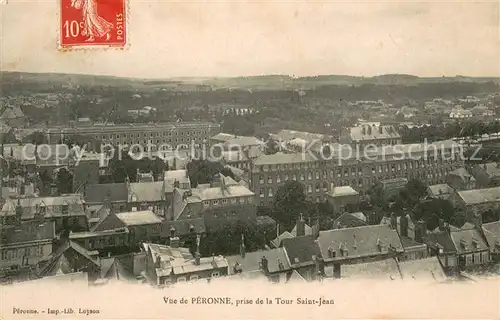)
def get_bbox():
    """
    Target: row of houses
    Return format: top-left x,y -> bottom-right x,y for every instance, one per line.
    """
12,210 -> 499,287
